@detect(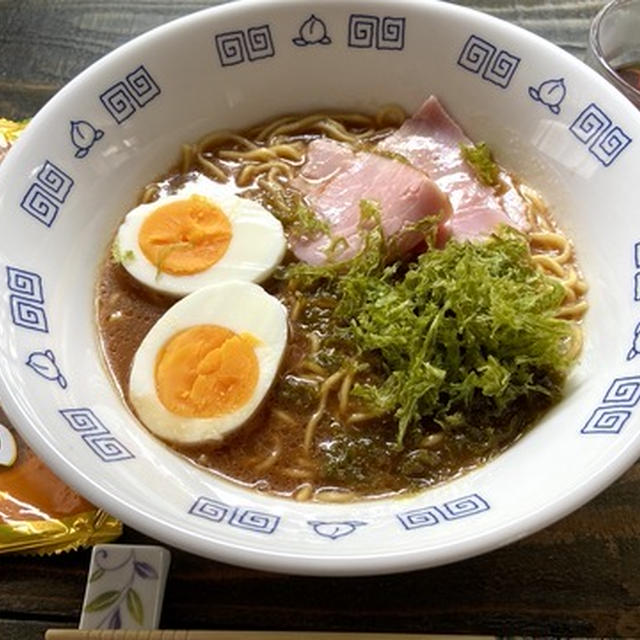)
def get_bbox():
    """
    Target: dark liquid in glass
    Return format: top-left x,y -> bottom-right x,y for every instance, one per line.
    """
616,62 -> 640,91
